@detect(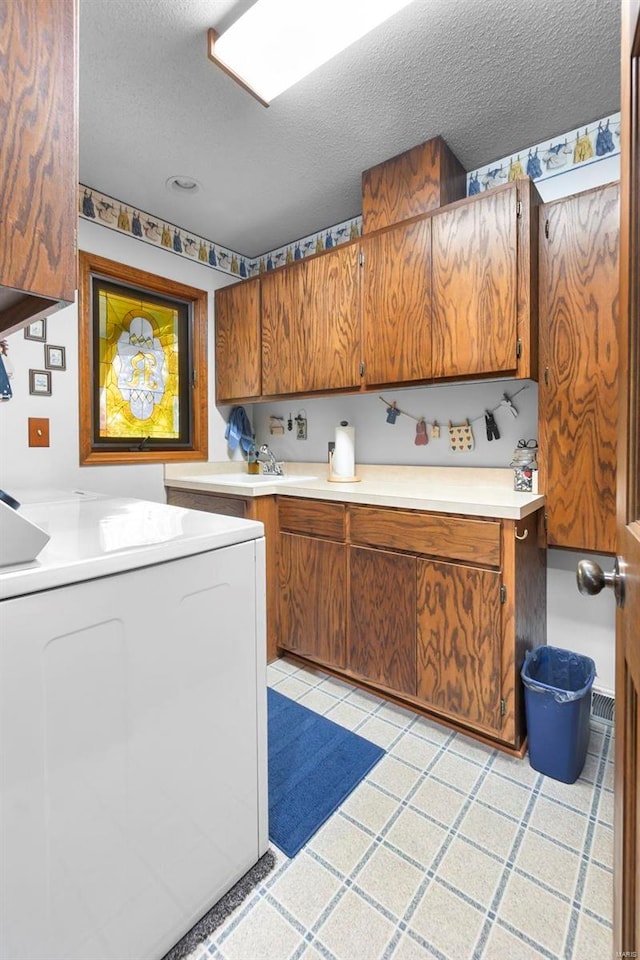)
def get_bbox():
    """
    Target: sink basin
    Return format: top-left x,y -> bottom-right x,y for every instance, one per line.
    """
195,473 -> 318,486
